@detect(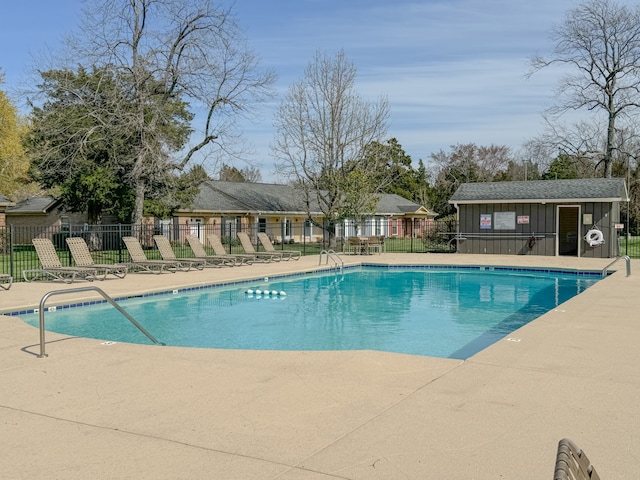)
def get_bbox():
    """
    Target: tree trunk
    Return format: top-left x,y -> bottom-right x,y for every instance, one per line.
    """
132,179 -> 145,227
605,98 -> 615,179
